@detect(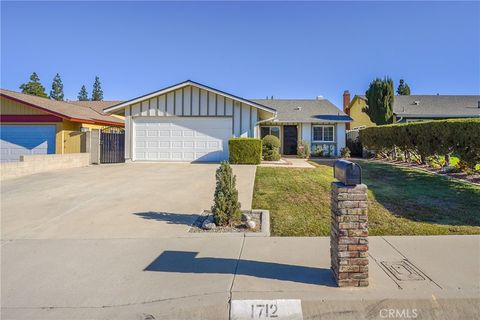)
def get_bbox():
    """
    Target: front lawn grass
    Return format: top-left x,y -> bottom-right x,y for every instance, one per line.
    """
252,160 -> 480,236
